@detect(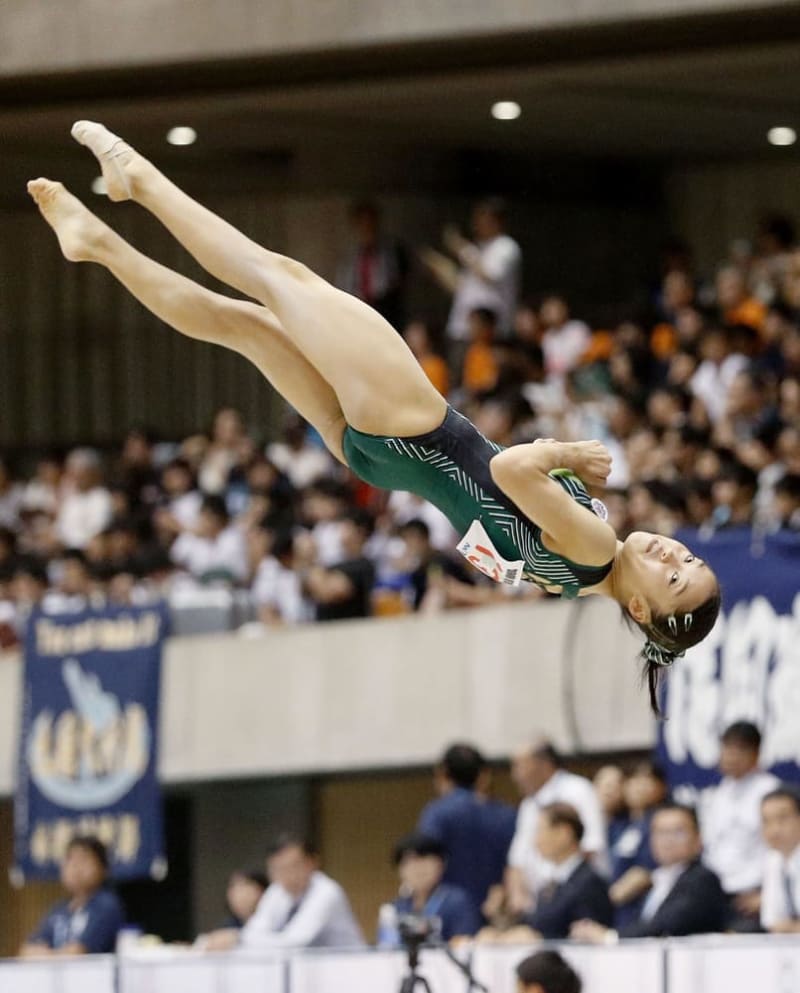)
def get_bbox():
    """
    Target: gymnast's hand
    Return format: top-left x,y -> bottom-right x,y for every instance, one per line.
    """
564,440 -> 612,487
